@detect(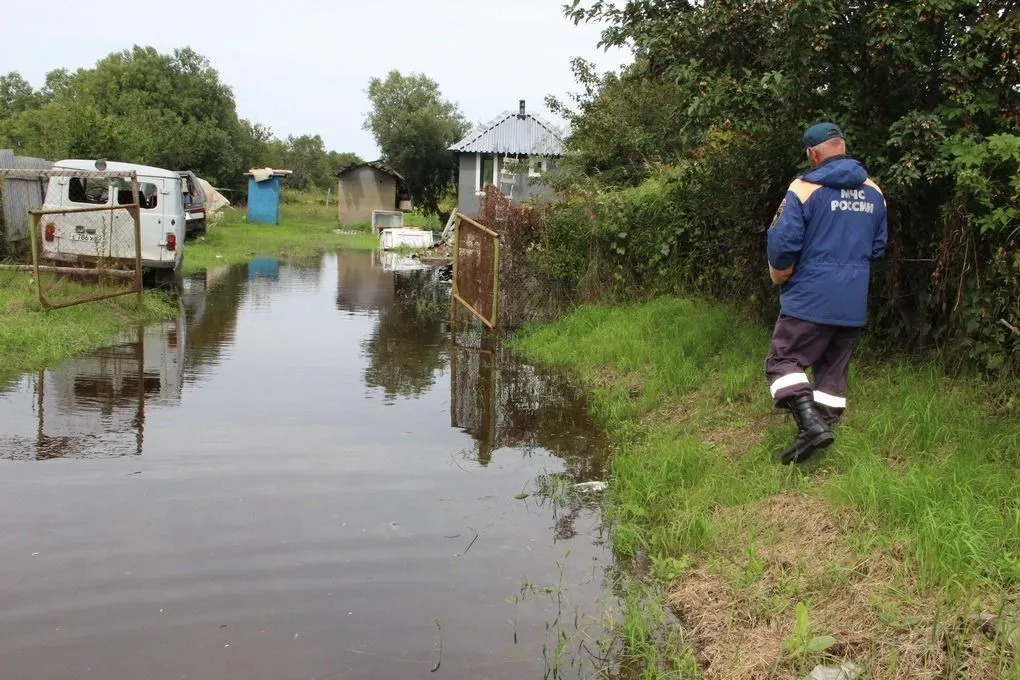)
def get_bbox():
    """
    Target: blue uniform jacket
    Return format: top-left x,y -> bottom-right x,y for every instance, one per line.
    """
767,156 -> 888,327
